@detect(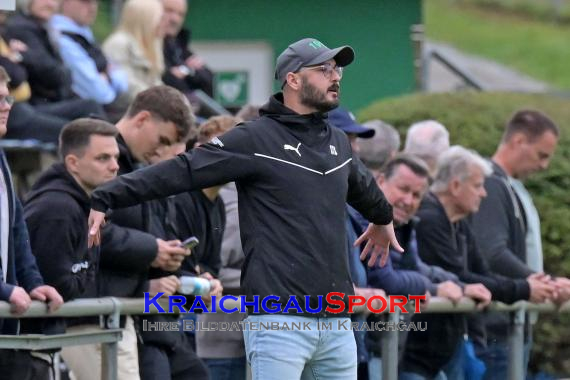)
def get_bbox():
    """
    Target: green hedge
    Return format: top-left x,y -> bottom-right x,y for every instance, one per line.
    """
359,91 -> 570,375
